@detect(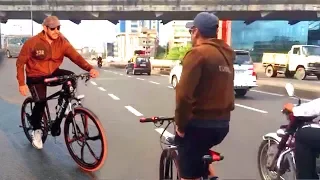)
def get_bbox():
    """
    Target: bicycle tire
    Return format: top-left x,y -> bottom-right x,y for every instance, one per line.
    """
159,148 -> 179,180
64,107 -> 108,172
21,96 -> 49,143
